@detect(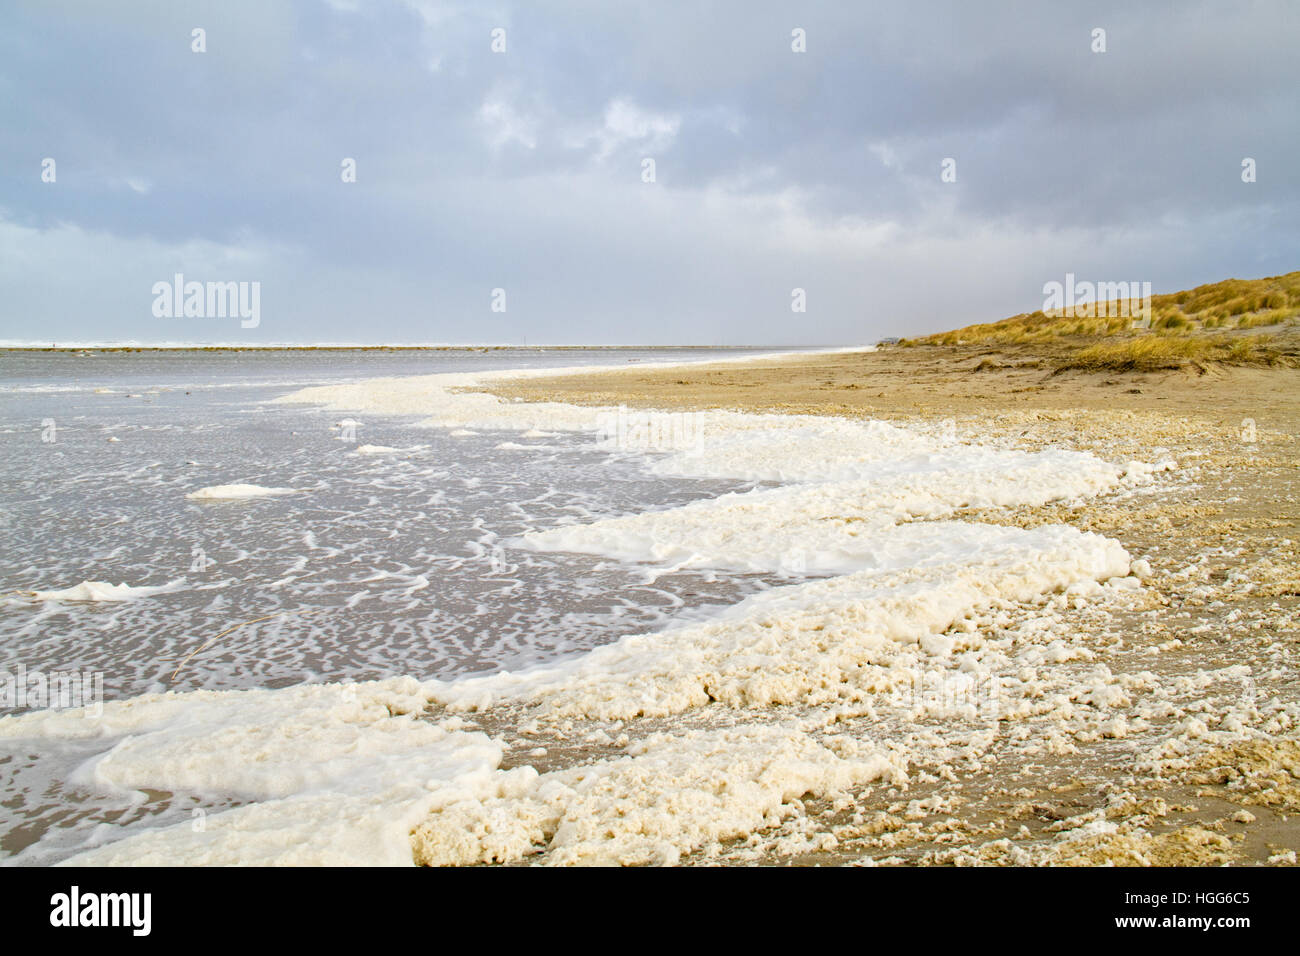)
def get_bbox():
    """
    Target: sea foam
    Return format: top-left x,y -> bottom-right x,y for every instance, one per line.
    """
0,350 -> 1168,865
23,580 -> 184,603
185,483 -> 299,500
